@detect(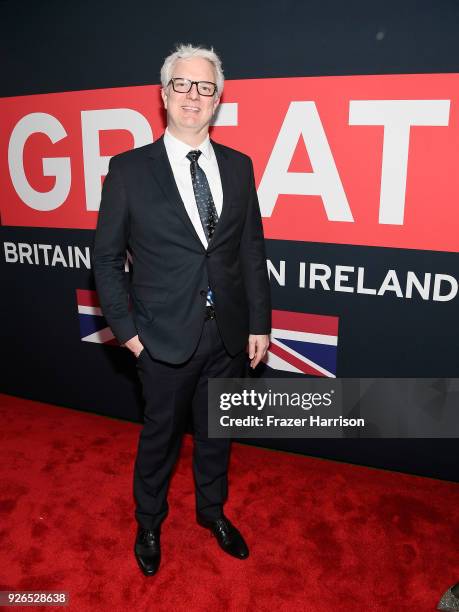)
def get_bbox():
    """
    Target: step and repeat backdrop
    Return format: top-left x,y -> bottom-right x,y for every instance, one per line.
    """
1,0 -> 458,480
